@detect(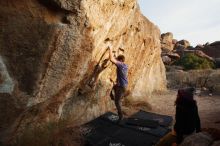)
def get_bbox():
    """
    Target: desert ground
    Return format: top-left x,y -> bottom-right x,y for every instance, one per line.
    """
118,89 -> 220,130
148,90 -> 220,130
